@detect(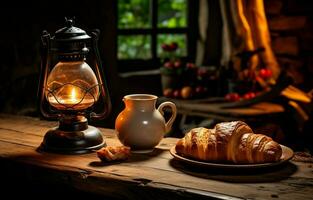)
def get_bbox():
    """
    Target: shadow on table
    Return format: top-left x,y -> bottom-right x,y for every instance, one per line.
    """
169,159 -> 297,183
89,148 -> 165,167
